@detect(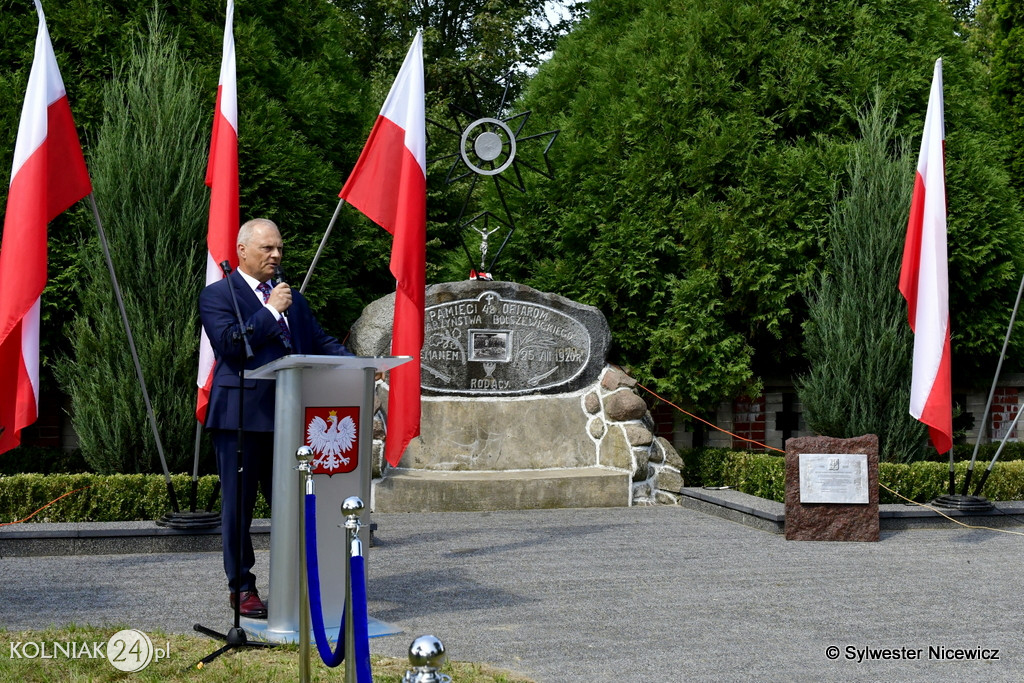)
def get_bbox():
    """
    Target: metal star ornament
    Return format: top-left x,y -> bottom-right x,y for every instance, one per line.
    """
428,70 -> 558,279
